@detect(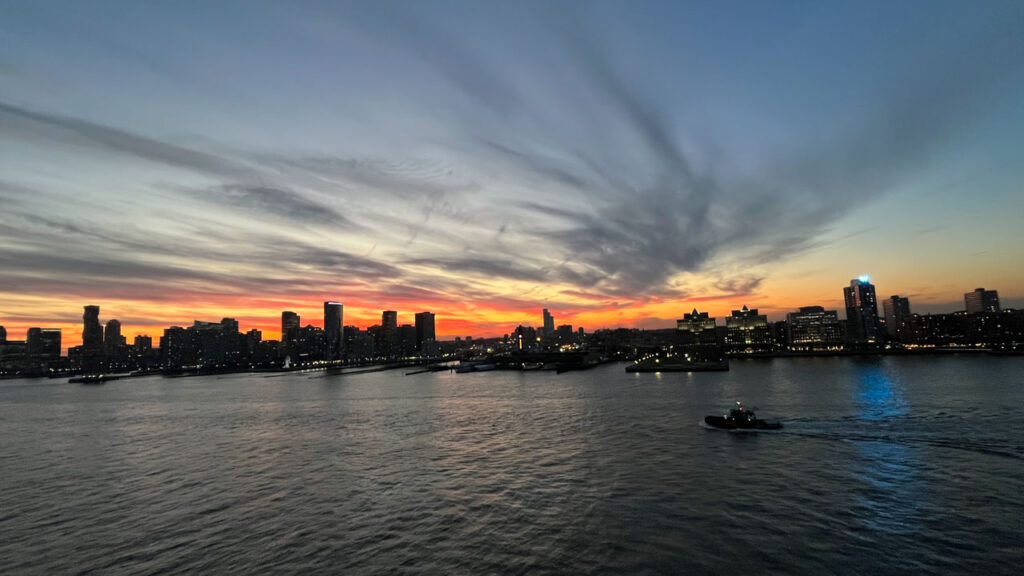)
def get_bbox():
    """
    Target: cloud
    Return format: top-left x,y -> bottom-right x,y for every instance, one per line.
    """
191,184 -> 367,230
0,100 -> 244,177
405,254 -> 549,283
